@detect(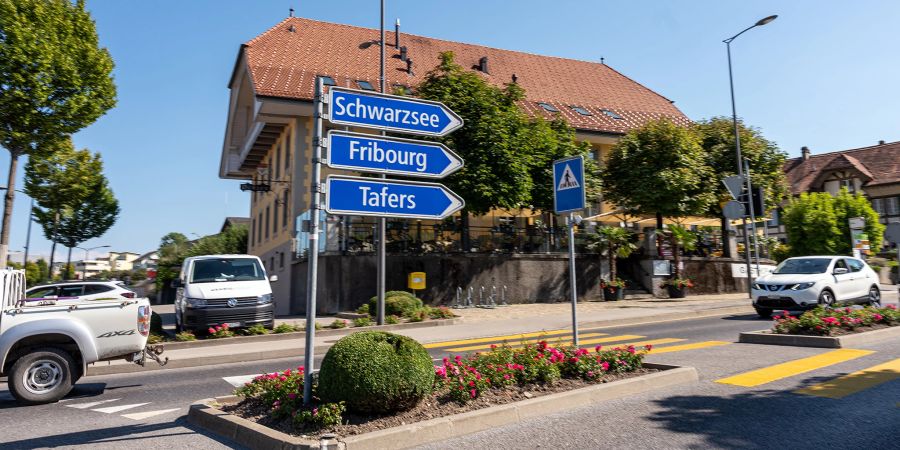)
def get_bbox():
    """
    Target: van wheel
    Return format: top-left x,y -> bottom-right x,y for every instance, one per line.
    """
8,347 -> 76,405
